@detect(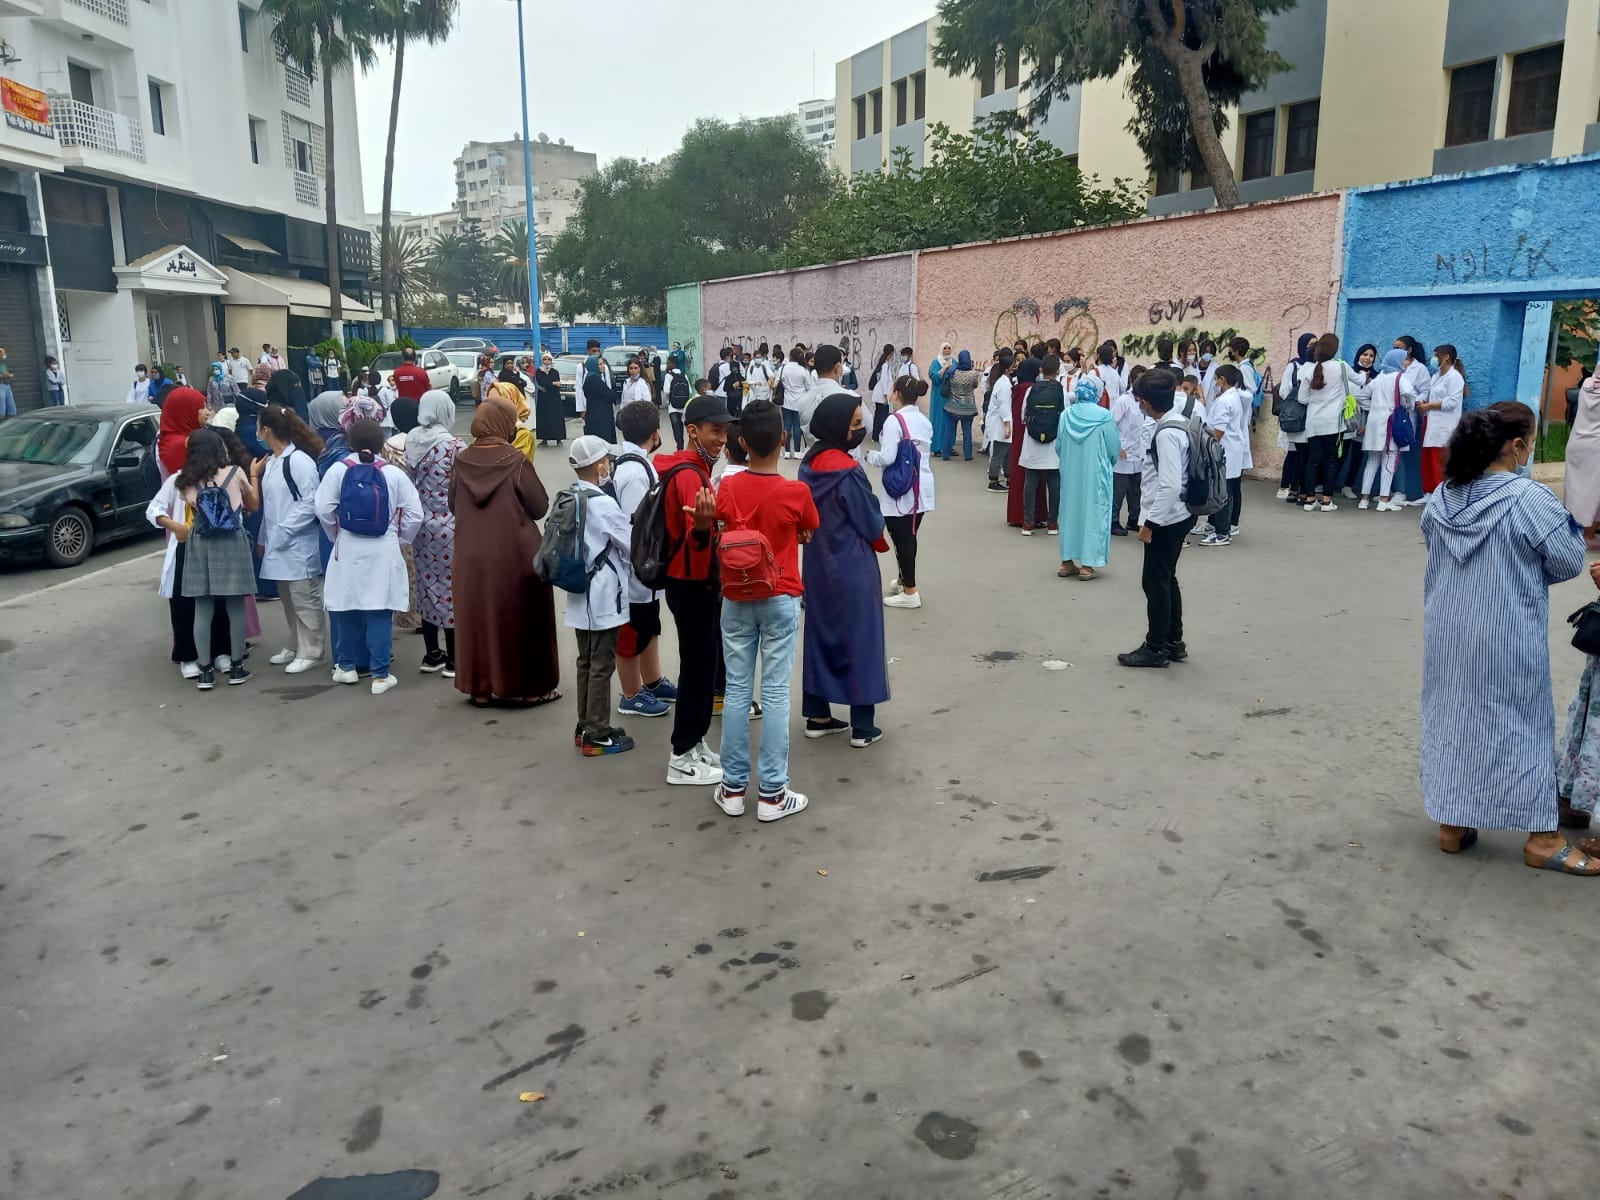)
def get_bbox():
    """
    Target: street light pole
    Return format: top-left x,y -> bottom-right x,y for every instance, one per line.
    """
515,0 -> 541,358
